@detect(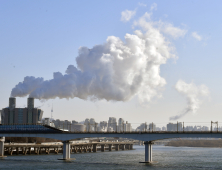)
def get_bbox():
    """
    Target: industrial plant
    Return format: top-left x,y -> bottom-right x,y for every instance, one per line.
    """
1,97 -> 43,125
